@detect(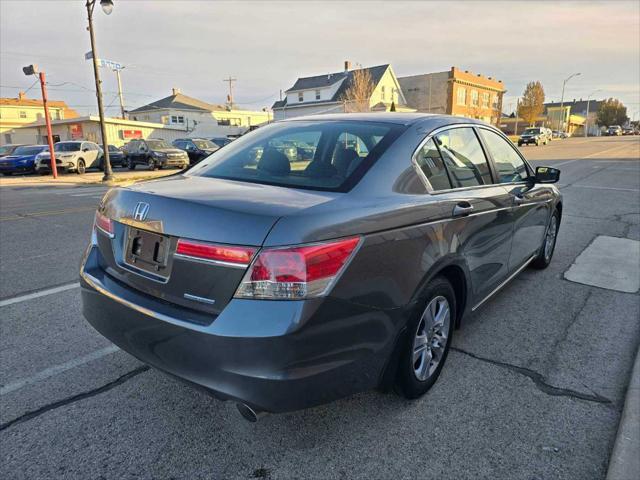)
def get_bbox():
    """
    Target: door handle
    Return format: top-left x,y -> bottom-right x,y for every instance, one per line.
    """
513,195 -> 525,206
452,202 -> 474,217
